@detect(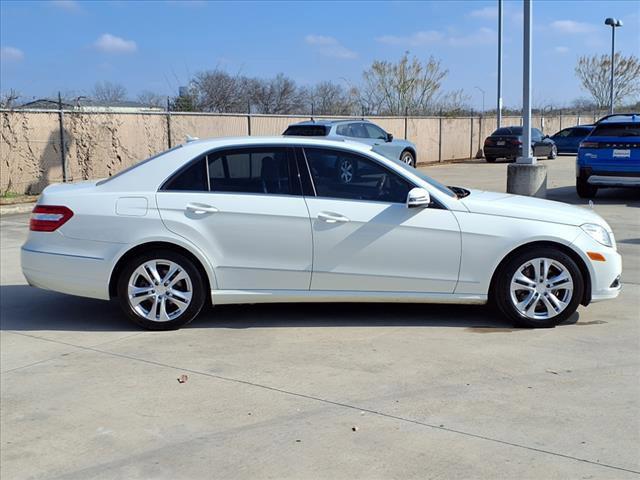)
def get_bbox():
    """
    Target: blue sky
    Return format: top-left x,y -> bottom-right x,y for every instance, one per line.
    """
1,0 -> 638,109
